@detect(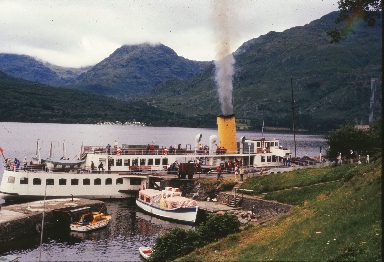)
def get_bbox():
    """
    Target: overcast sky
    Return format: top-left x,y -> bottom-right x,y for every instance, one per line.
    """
0,0 -> 337,68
